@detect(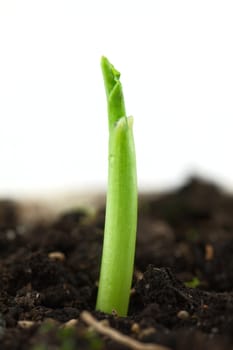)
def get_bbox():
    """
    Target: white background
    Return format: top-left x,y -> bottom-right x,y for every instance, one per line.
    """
0,1 -> 233,197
